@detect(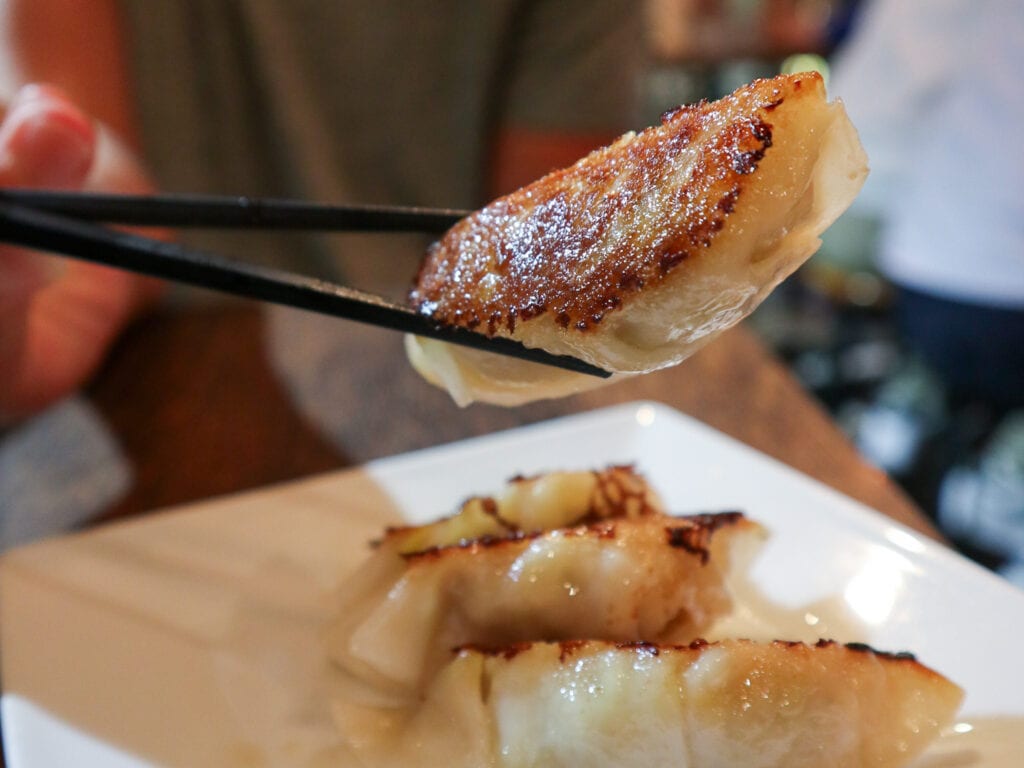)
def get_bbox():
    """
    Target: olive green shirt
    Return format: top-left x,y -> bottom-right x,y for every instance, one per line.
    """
119,0 -> 641,296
